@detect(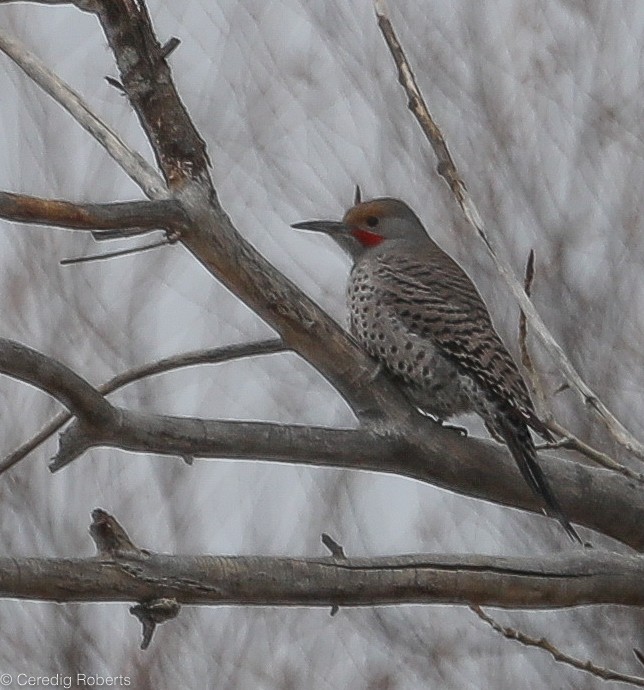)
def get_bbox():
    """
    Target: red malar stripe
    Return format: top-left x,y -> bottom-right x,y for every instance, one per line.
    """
352,228 -> 385,247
